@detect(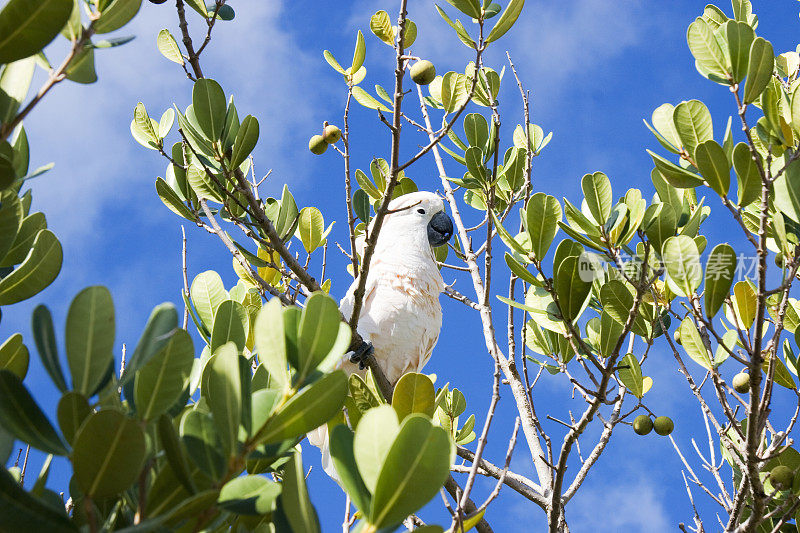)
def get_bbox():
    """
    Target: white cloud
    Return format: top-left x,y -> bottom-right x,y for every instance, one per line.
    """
566,479 -> 672,531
